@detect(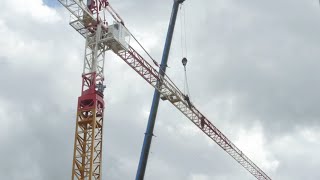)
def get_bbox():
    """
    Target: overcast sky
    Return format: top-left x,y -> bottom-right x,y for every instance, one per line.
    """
1,0 -> 320,179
